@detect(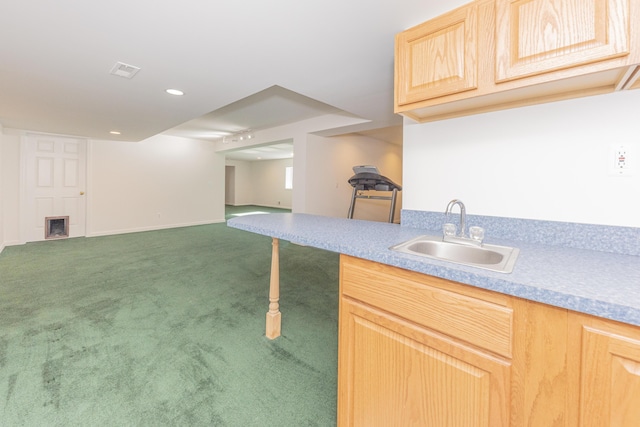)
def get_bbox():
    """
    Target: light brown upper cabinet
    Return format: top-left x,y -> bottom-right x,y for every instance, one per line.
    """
495,0 -> 630,82
395,3 -> 479,105
395,0 -> 640,123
